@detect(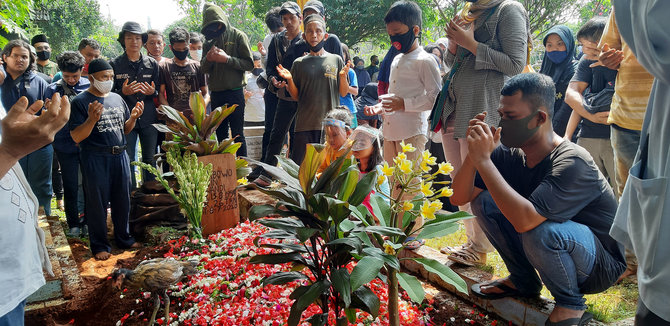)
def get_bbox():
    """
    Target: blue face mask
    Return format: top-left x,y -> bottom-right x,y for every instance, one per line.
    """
546,50 -> 568,64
